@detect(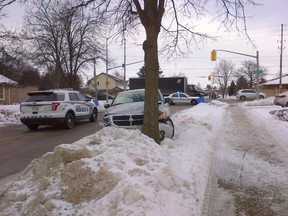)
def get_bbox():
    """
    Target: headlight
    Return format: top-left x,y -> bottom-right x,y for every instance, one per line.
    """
159,111 -> 167,120
103,115 -> 111,126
